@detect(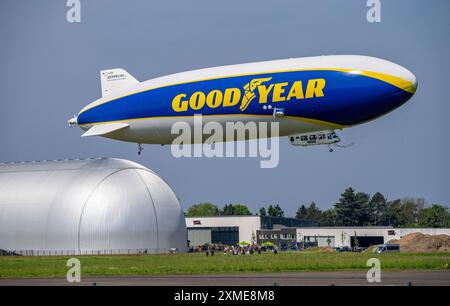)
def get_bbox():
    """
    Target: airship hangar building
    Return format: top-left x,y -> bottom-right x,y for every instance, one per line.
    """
0,158 -> 187,255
